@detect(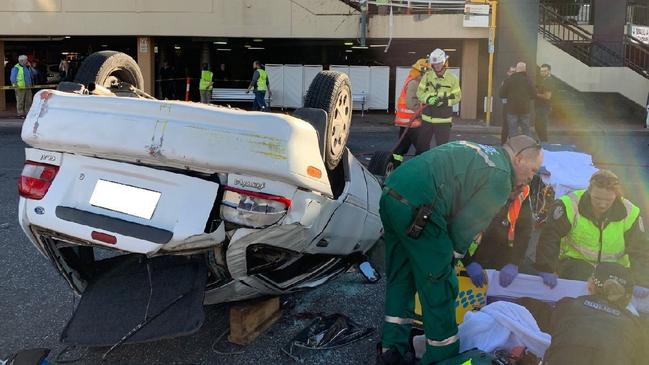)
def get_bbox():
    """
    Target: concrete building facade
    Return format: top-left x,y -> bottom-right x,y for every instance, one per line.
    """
0,0 -> 491,119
